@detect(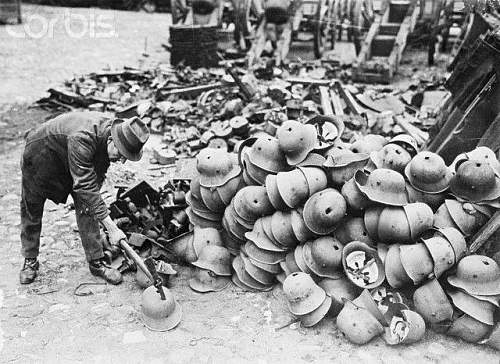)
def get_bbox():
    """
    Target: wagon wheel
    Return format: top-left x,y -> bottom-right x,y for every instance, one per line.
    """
313,0 -> 331,58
